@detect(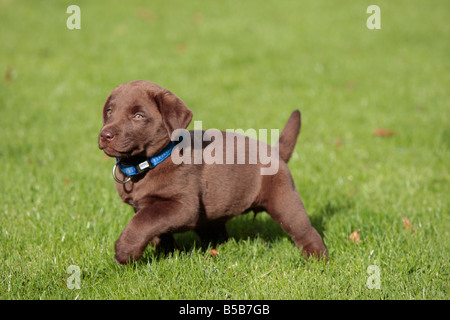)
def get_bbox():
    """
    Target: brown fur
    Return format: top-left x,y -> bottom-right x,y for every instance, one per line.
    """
98,80 -> 327,264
